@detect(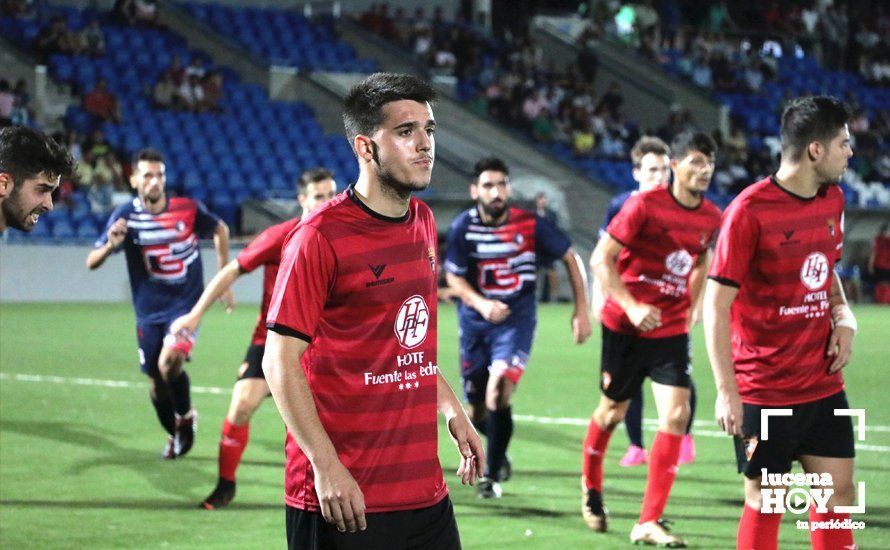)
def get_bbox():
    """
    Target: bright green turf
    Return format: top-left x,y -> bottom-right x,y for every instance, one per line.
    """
1,302 -> 887,548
